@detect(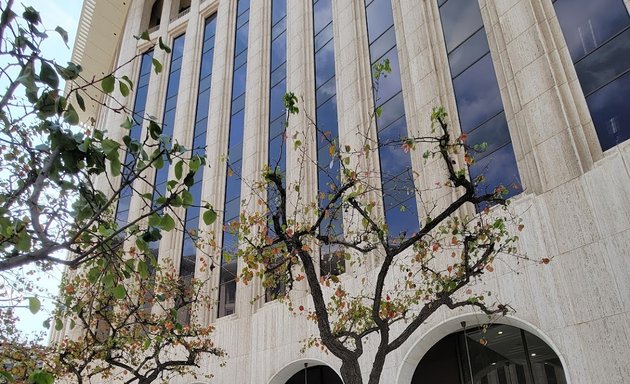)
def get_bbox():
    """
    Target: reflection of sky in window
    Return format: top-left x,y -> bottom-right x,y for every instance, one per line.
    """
268,0 -> 287,177
219,0 -> 250,318
439,0 -> 522,198
452,54 -> 502,133
440,0 -> 483,52
116,51 -> 153,227
179,15 -> 217,276
574,28 -> 630,96
373,47 -> 402,105
153,34 -> 186,207
554,0 -> 629,61
148,34 -> 186,255
314,0 -> 343,242
554,0 -> 630,150
586,72 -> 630,150
470,143 -> 521,200
365,0 -> 419,239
